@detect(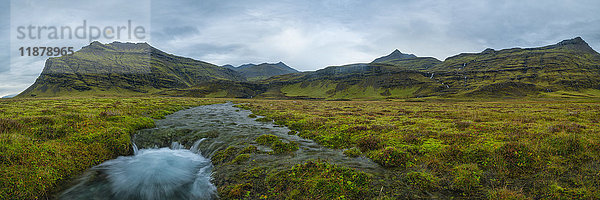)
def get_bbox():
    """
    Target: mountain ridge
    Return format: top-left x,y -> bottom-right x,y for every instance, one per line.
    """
17,37 -> 600,99
221,62 -> 299,81
372,49 -> 417,63
18,41 -> 246,97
